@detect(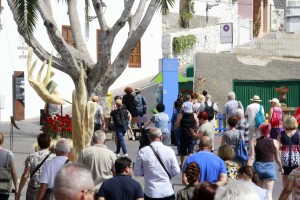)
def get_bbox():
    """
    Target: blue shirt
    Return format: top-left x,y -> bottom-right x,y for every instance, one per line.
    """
98,175 -> 144,200
183,151 -> 227,183
151,112 -> 170,134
